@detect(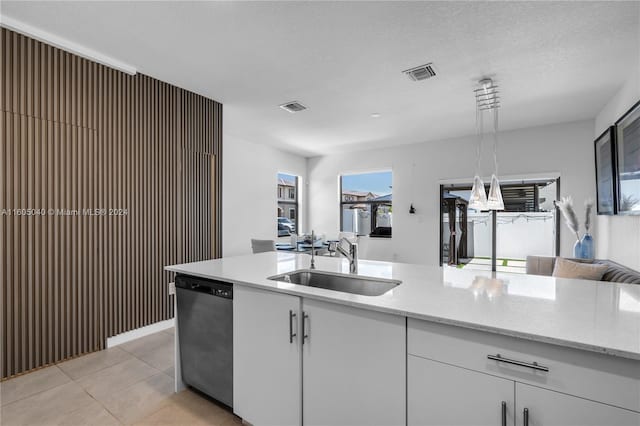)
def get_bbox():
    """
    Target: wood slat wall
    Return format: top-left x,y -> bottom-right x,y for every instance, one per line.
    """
0,28 -> 222,379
